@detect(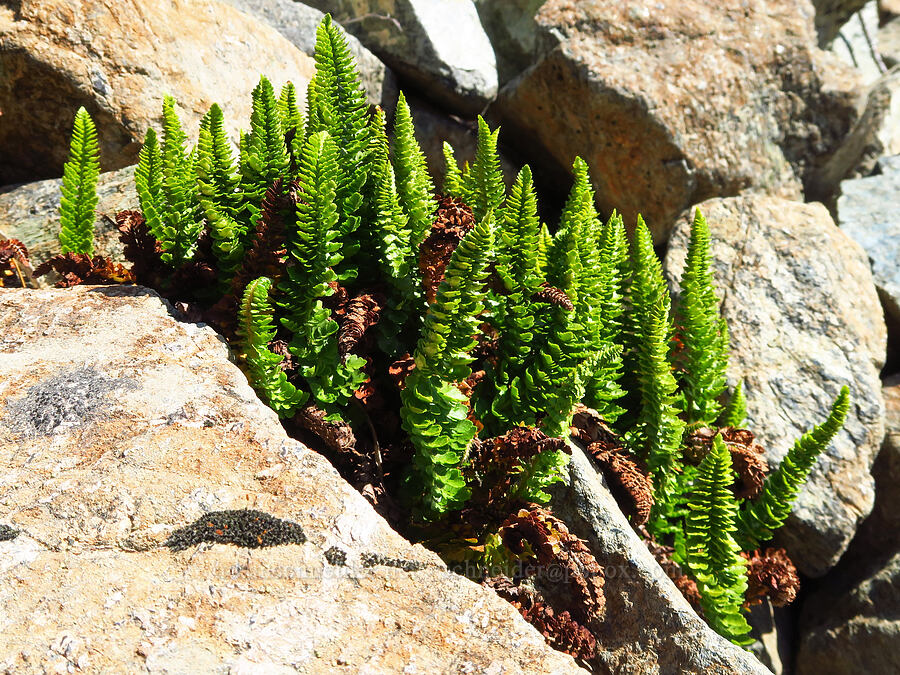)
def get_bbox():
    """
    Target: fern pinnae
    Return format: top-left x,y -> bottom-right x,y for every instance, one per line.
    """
719,381 -> 747,428
135,127 -> 164,243
241,76 -> 290,198
442,141 -> 465,198
237,277 -> 308,416
59,106 -> 101,255
277,81 -> 304,136
736,386 -> 850,550
460,117 -> 505,221
392,92 -> 437,251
